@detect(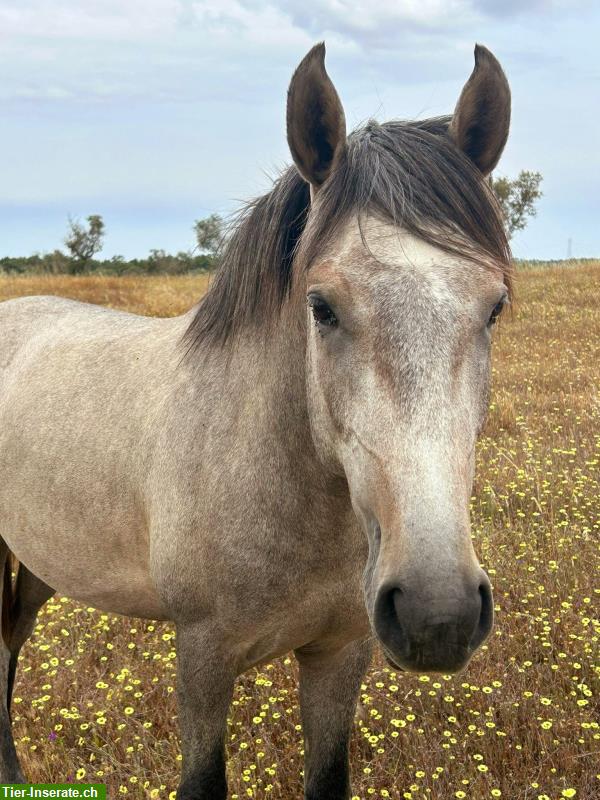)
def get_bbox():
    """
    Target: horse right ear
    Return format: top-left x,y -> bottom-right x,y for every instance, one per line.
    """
449,44 -> 511,176
287,43 -> 347,189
